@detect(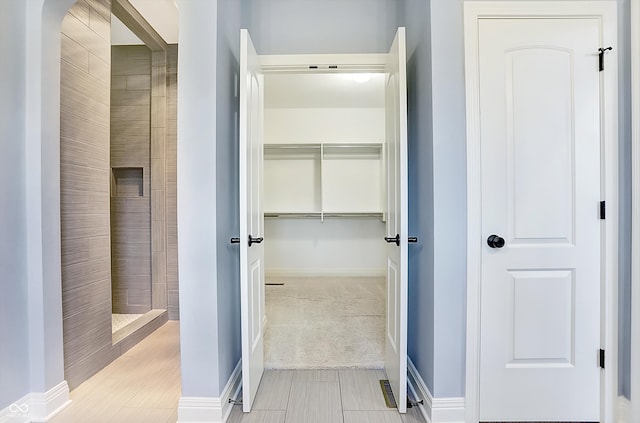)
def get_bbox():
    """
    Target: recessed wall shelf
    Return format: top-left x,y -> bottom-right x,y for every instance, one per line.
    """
111,167 -> 144,197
